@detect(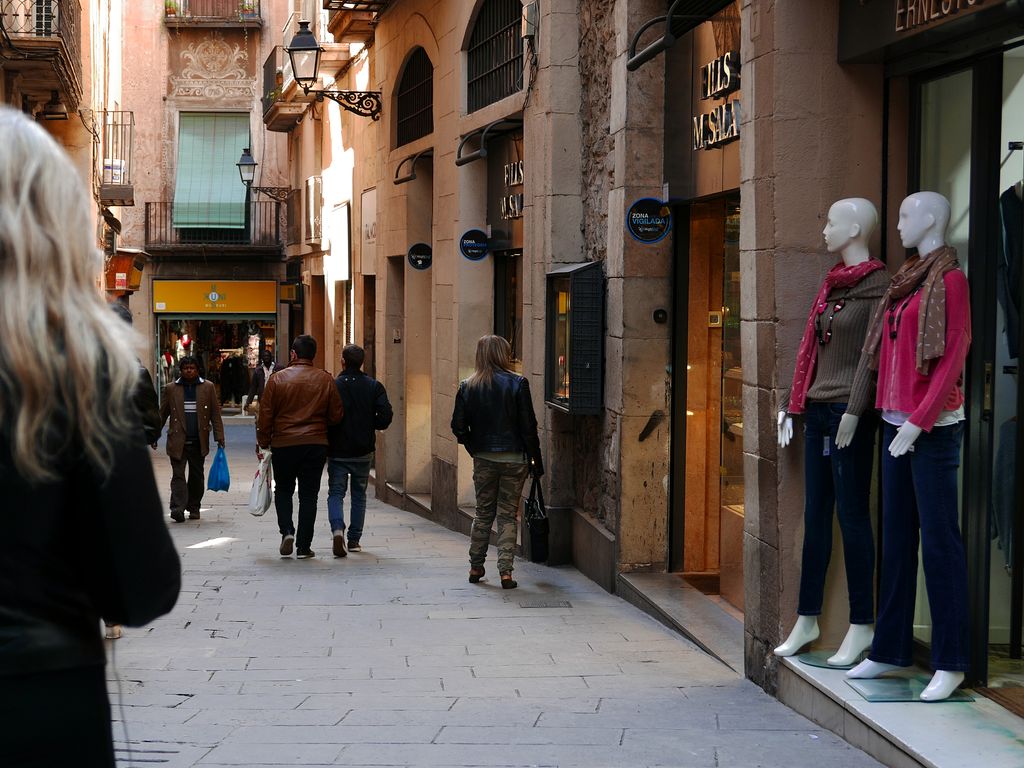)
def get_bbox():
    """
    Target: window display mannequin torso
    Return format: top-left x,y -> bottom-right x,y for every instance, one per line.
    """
847,191 -> 972,702
775,198 -> 888,665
